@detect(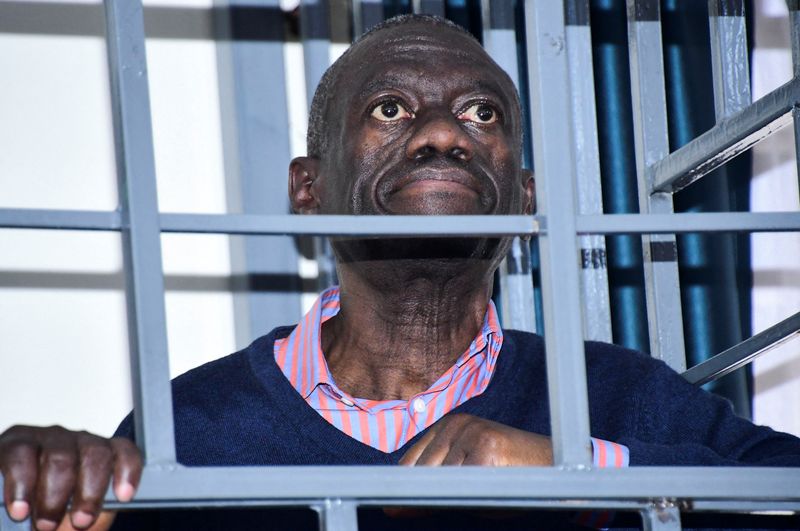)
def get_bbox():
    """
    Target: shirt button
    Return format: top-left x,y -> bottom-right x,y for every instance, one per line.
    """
412,398 -> 426,413
341,397 -> 354,407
